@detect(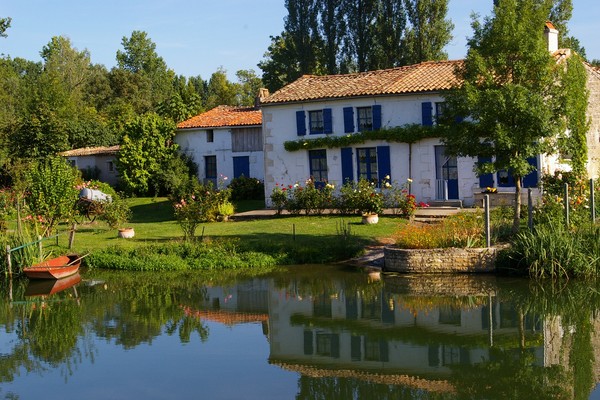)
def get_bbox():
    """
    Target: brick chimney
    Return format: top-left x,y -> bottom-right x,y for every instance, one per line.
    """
545,21 -> 559,53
